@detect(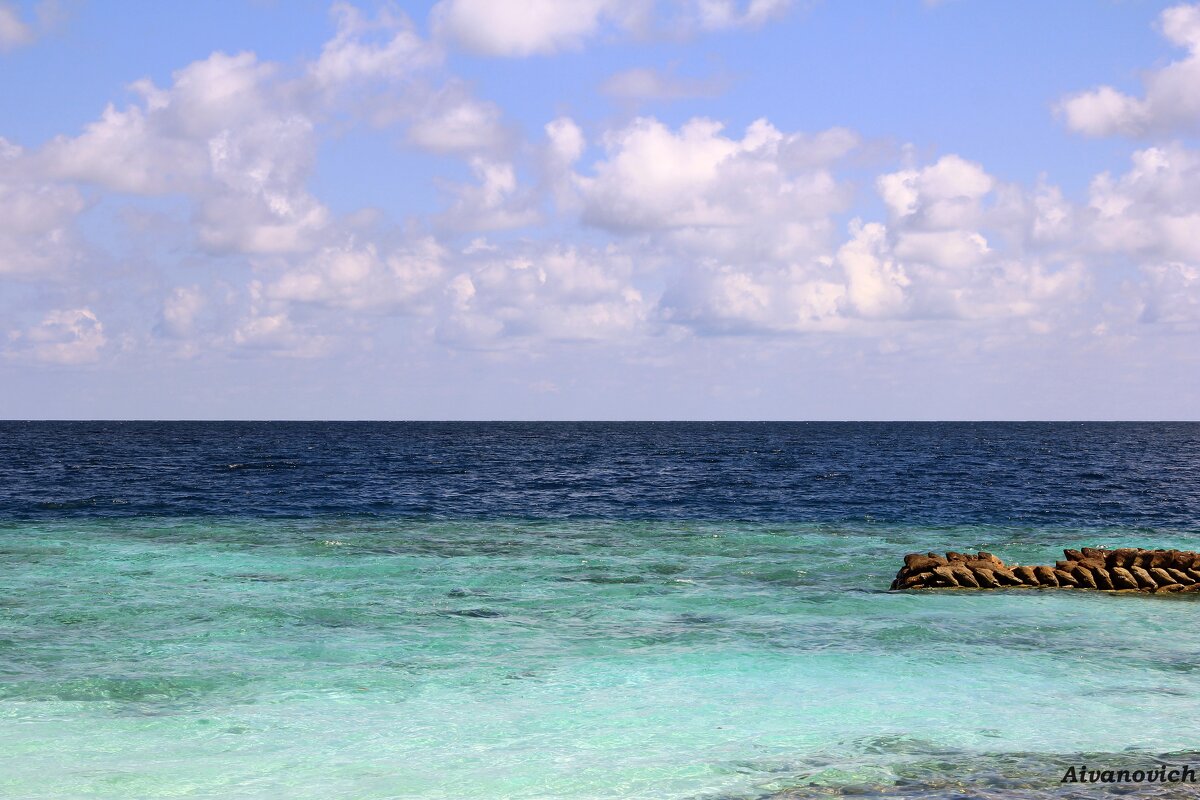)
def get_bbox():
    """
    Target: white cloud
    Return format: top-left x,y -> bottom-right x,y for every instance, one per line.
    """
1138,262 -> 1200,326
309,1 -> 437,91
431,0 -> 796,57
660,262 -> 847,334
437,245 -> 648,347
0,2 -> 33,50
404,84 -> 510,155
579,116 -> 855,235
8,308 -> 107,364
264,238 -> 445,312
437,157 -> 542,231
685,0 -> 794,30
0,138 -> 85,277
600,66 -> 726,101
432,0 -> 630,57
156,286 -> 207,339
1060,3 -> 1200,137
1086,144 -> 1200,263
